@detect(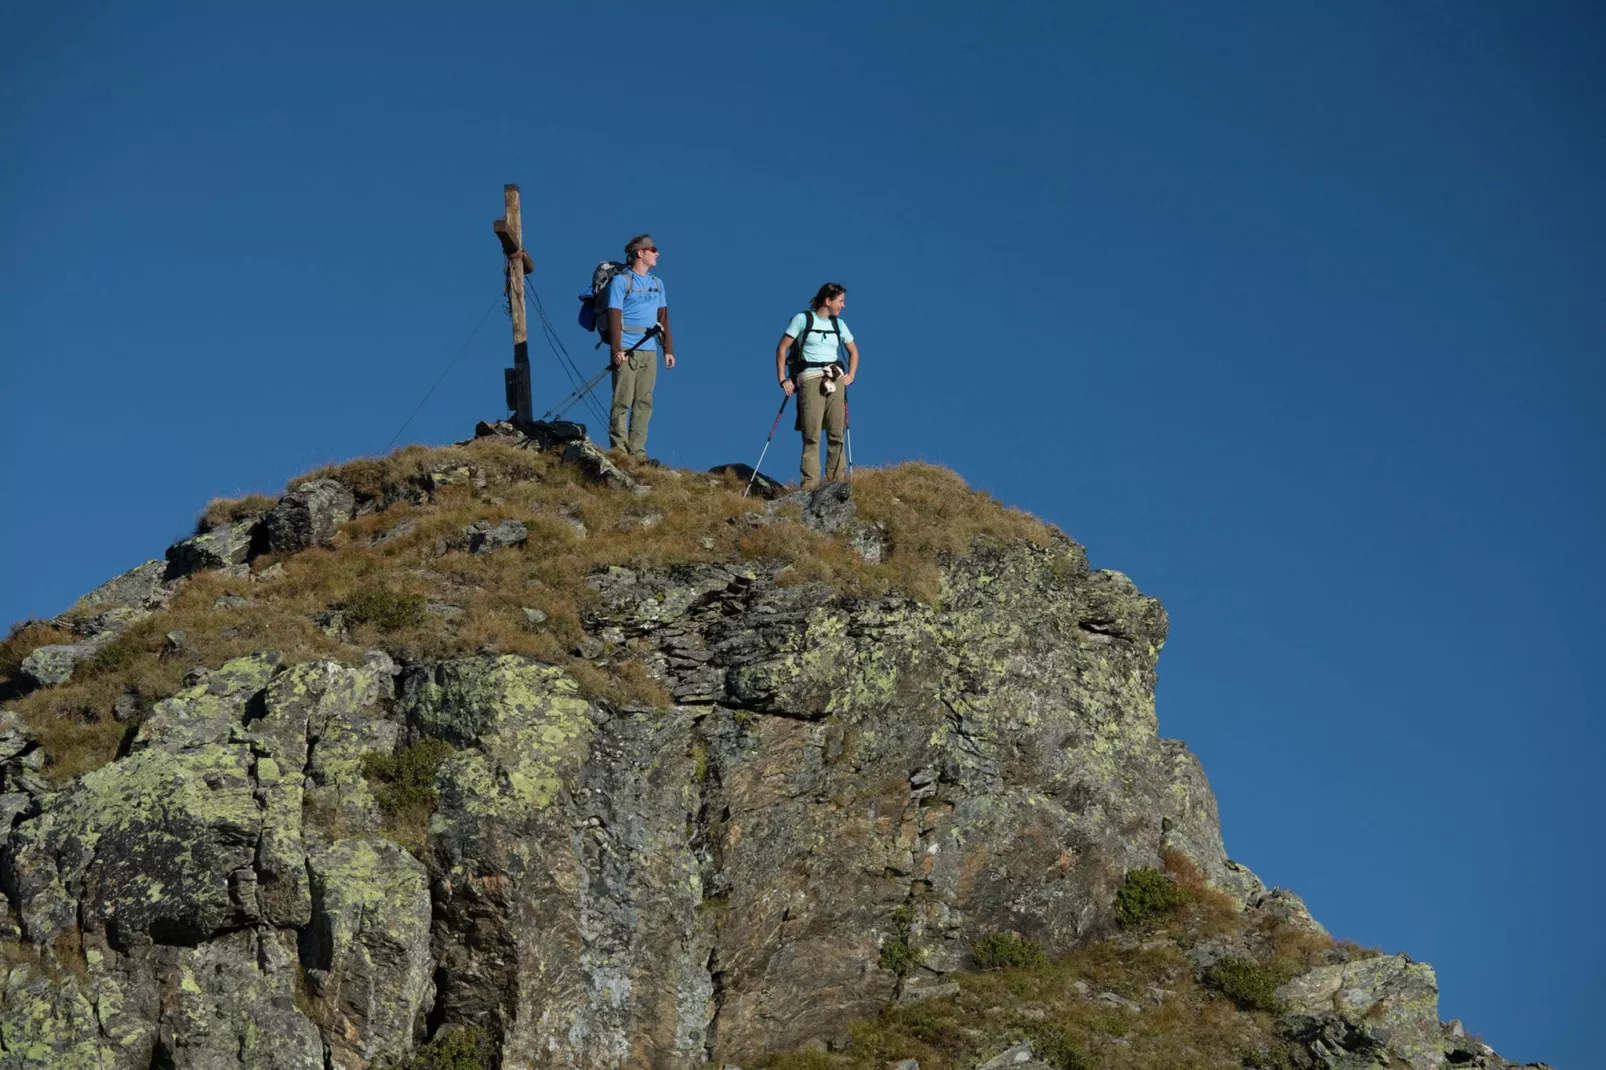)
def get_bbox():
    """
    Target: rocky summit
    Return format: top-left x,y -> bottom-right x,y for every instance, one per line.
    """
0,422 -> 1552,1070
